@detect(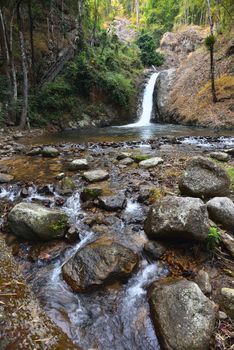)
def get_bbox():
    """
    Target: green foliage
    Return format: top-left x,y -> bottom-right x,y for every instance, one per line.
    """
137,33 -> 164,66
206,226 -> 221,251
205,35 -> 216,49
